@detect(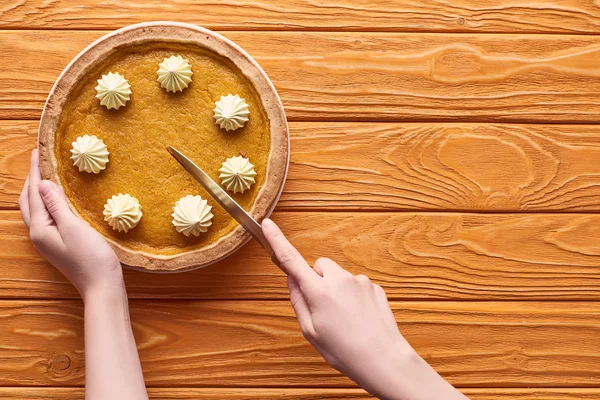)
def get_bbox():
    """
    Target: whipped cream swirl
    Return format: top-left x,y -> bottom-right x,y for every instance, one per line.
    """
213,94 -> 250,131
219,155 -> 257,194
172,195 -> 213,236
95,72 -> 132,110
70,135 -> 109,174
103,194 -> 142,233
157,55 -> 193,93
